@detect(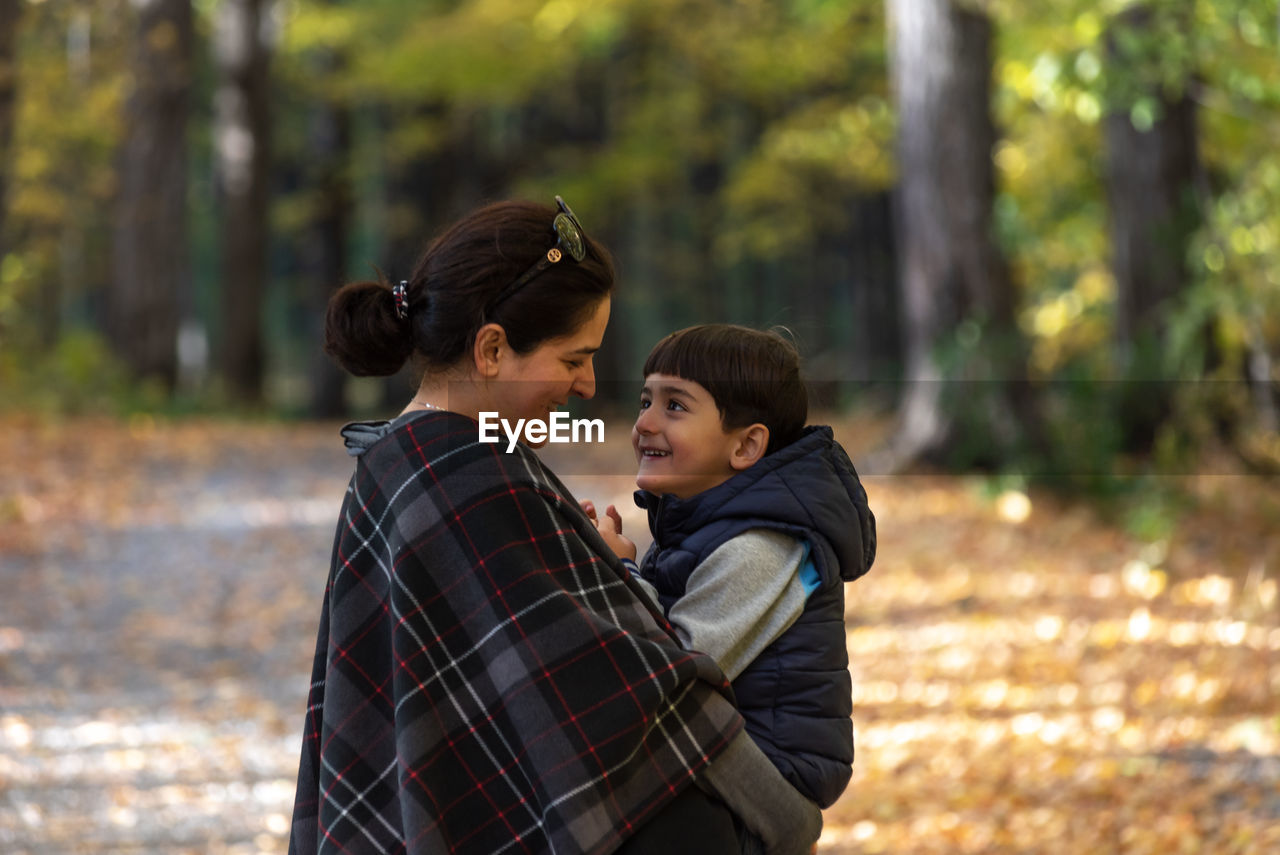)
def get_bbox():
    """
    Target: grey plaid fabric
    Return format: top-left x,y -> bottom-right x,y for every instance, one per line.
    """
289,412 -> 744,854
